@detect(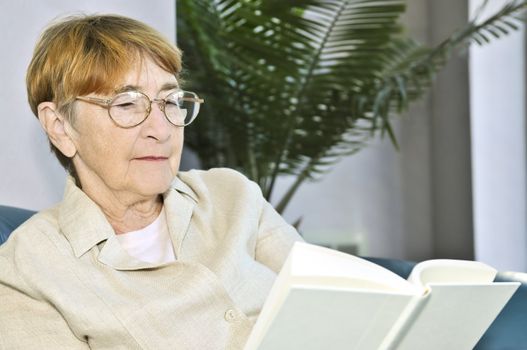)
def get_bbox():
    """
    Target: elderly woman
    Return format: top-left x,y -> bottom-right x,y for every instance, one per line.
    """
0,14 -> 301,349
